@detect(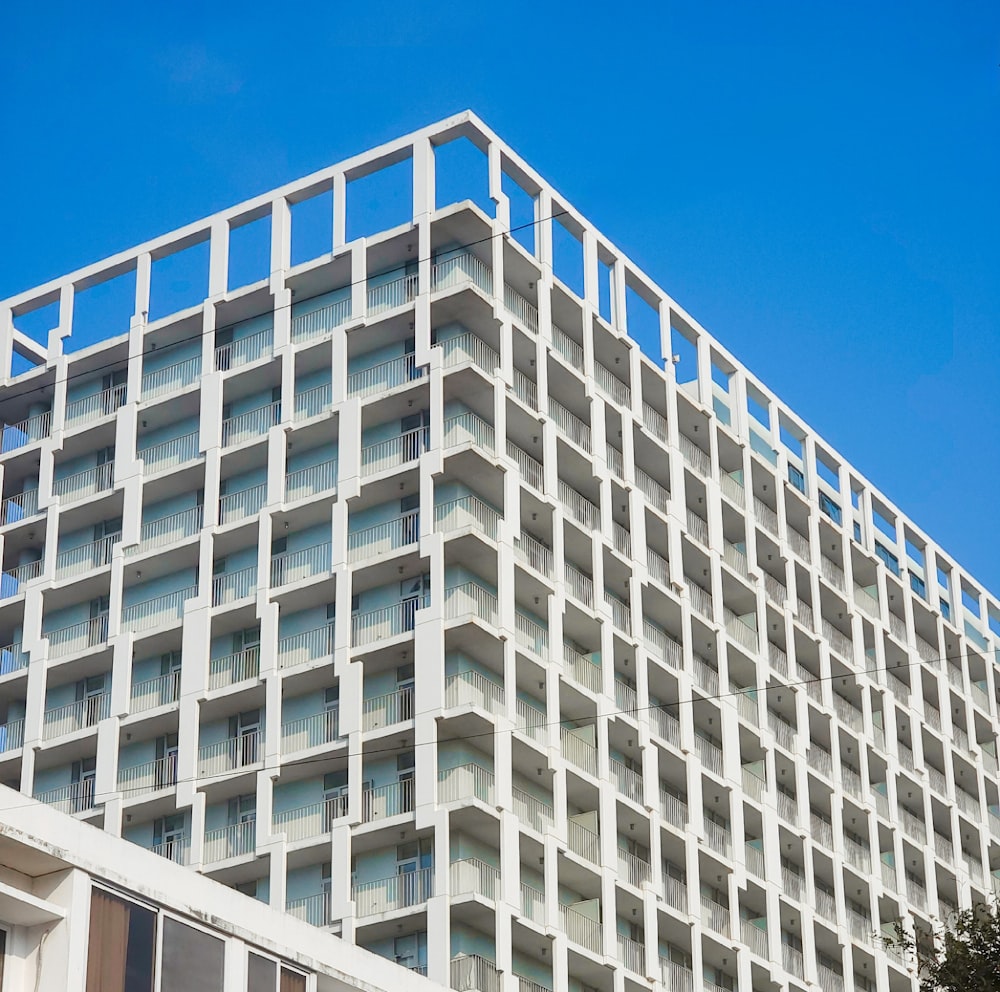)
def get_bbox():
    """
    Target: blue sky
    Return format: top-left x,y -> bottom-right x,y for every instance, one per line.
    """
1,1 -> 998,594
